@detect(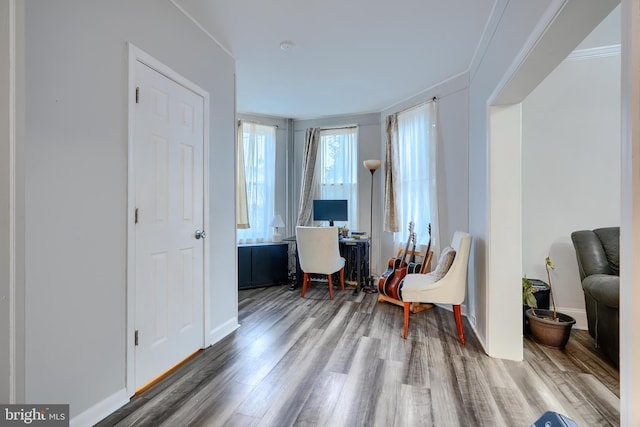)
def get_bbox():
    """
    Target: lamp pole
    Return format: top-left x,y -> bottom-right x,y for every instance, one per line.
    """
362,160 -> 381,293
